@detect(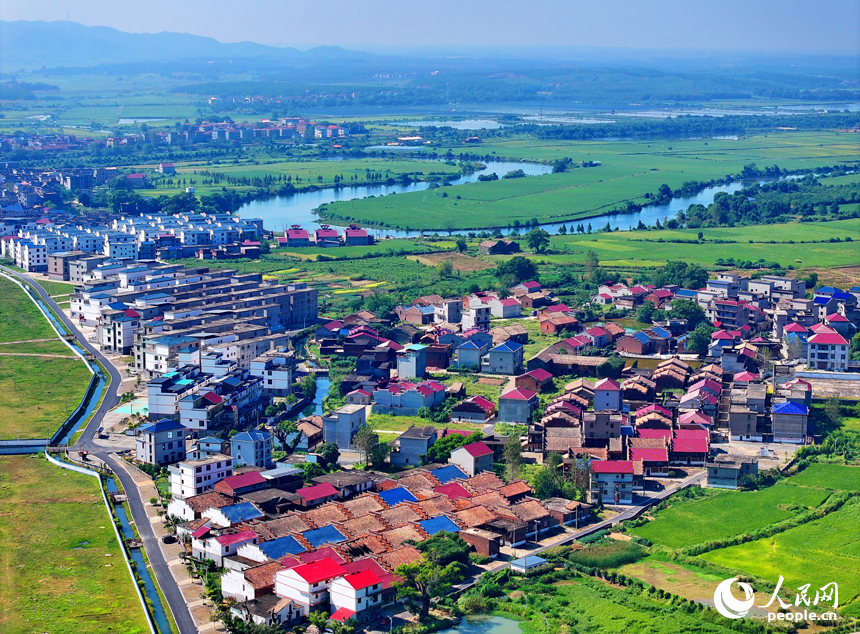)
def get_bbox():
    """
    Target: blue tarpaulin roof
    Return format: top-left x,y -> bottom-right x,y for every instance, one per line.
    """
258,535 -> 306,558
419,515 -> 461,535
302,525 -> 346,548
431,465 -> 468,484
220,502 -> 264,524
378,487 -> 418,507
